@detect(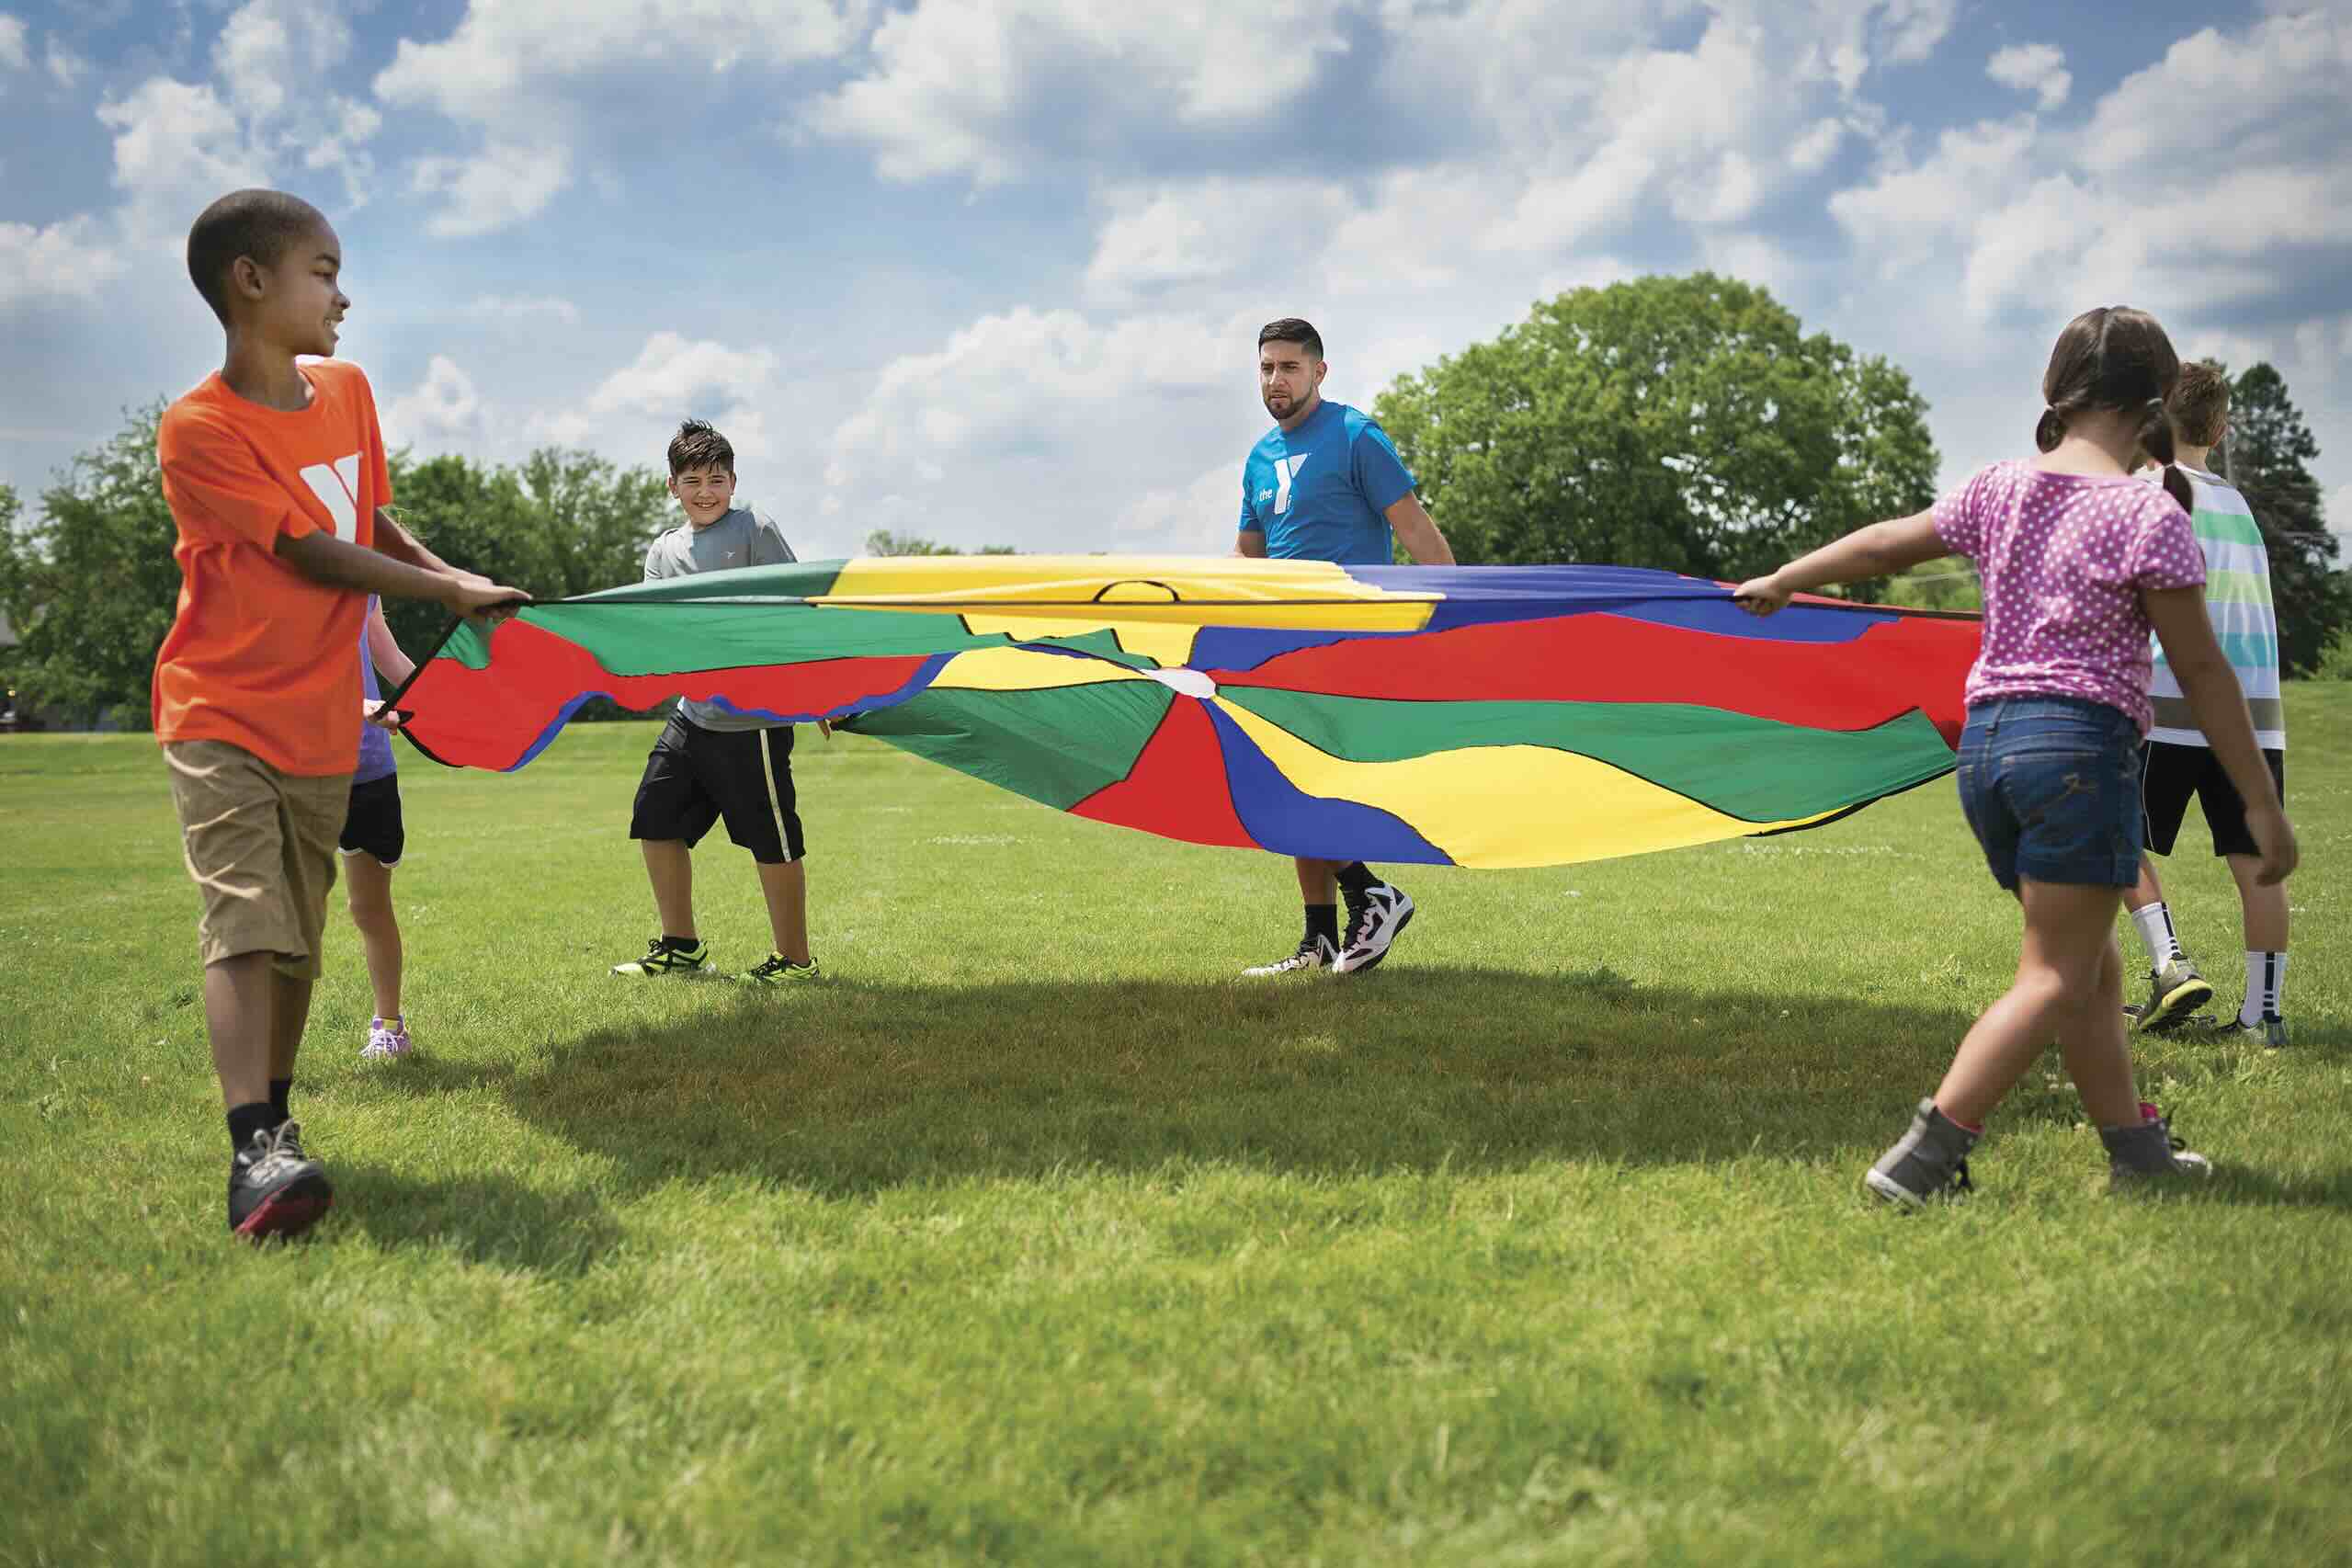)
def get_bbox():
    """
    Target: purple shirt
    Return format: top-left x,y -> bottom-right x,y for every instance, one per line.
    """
355,594 -> 397,784
1931,460 -> 2205,733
